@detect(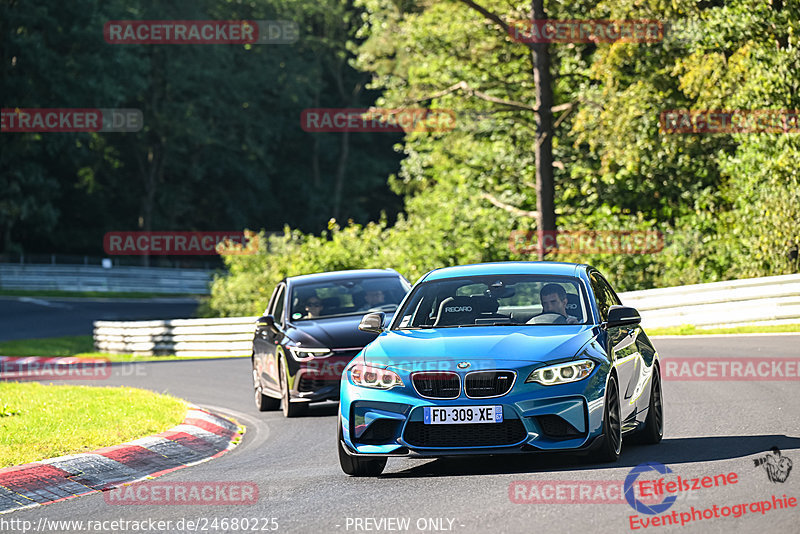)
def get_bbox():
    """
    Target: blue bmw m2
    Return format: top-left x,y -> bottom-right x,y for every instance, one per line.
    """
337,262 -> 663,476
